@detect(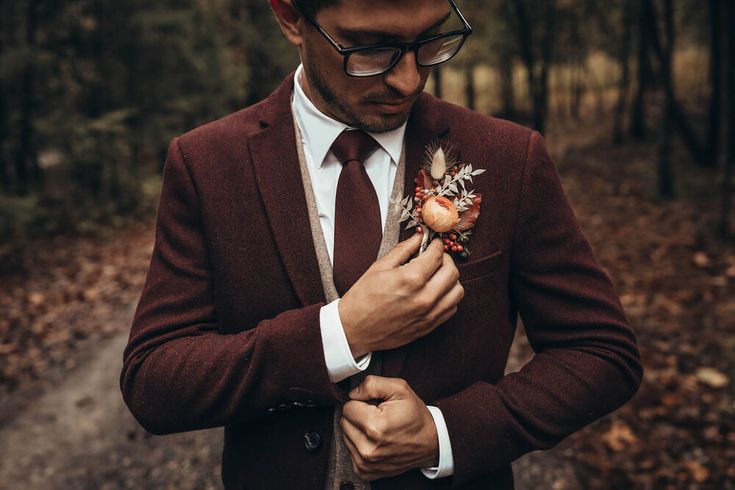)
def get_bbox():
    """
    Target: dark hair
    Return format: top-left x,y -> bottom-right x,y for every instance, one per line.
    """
293,0 -> 339,17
